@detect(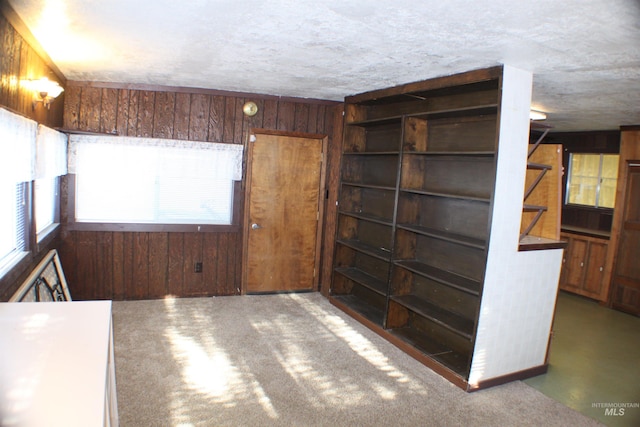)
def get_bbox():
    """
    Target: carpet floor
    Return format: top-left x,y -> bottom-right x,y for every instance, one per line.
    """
112,292 -> 602,426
